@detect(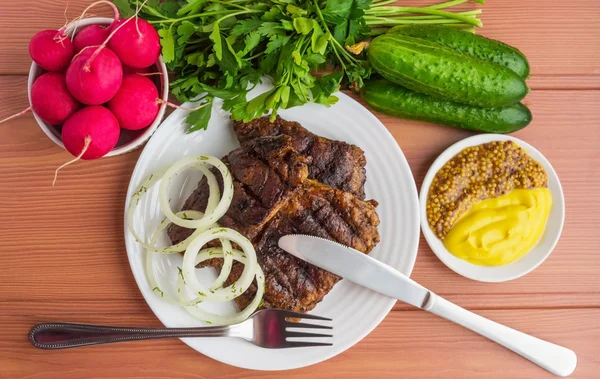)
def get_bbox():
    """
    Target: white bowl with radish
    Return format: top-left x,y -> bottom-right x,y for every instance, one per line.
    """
27,15 -> 169,159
